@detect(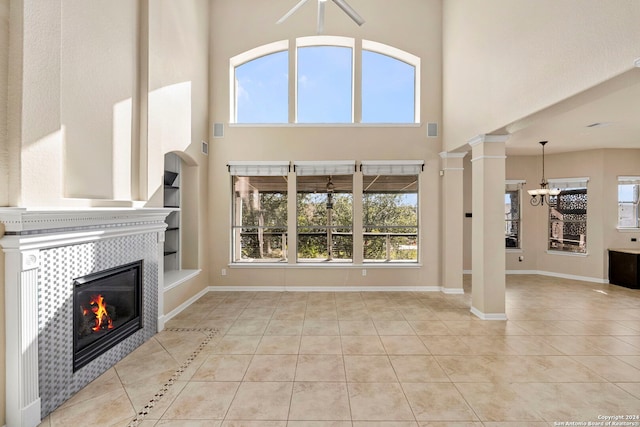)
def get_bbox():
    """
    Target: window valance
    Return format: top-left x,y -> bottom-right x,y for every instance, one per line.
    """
294,160 -> 356,176
547,177 -> 589,189
505,179 -> 526,191
227,161 -> 290,176
360,160 -> 424,176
